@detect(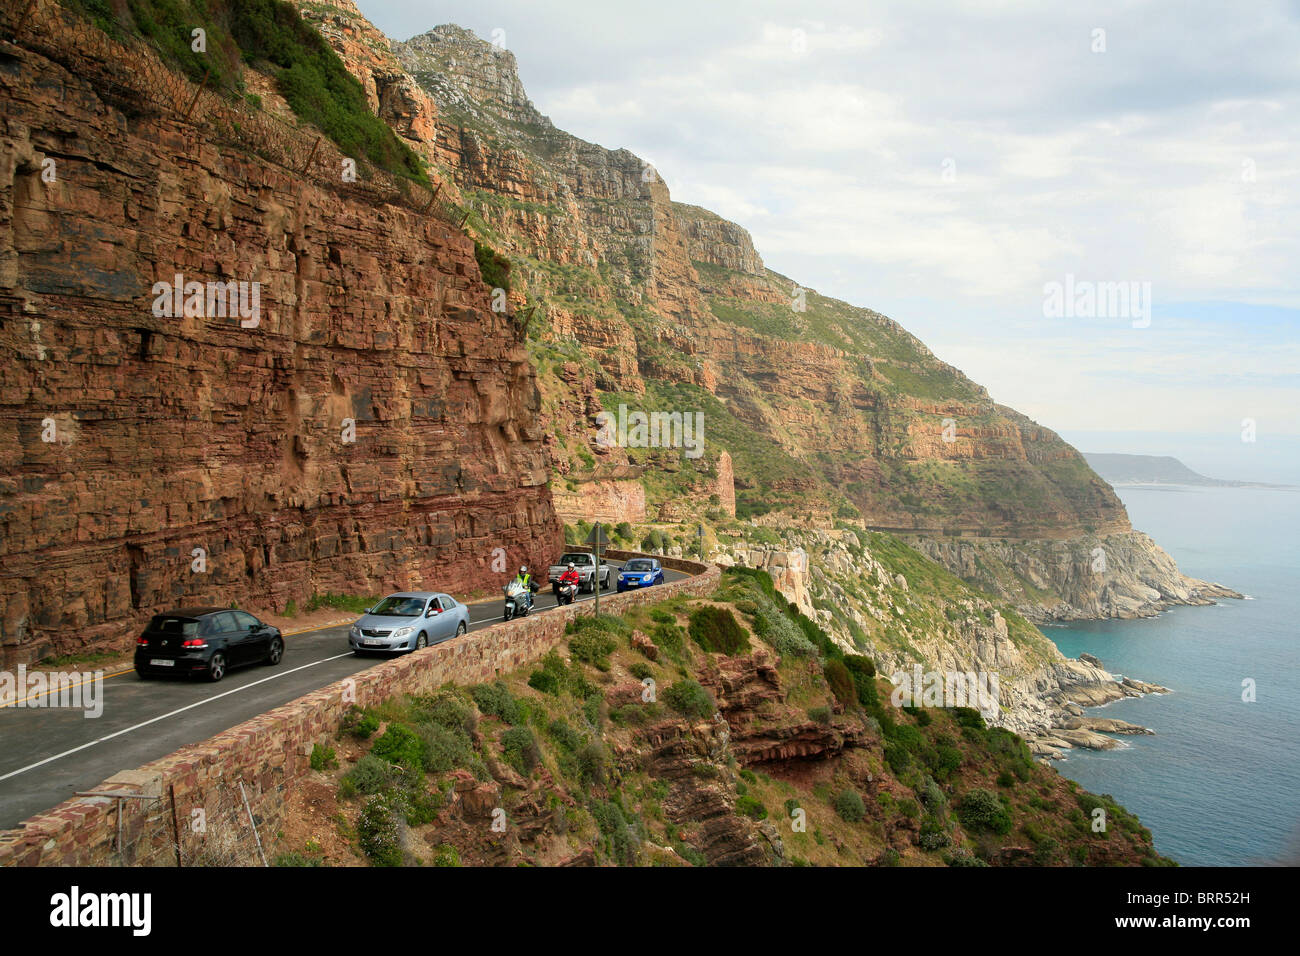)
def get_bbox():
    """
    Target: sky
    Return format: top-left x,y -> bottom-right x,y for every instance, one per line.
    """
359,1 -> 1300,475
